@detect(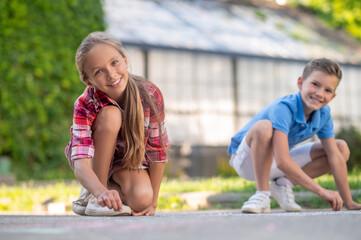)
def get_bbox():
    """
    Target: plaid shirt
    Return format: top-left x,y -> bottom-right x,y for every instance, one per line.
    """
65,80 -> 169,174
